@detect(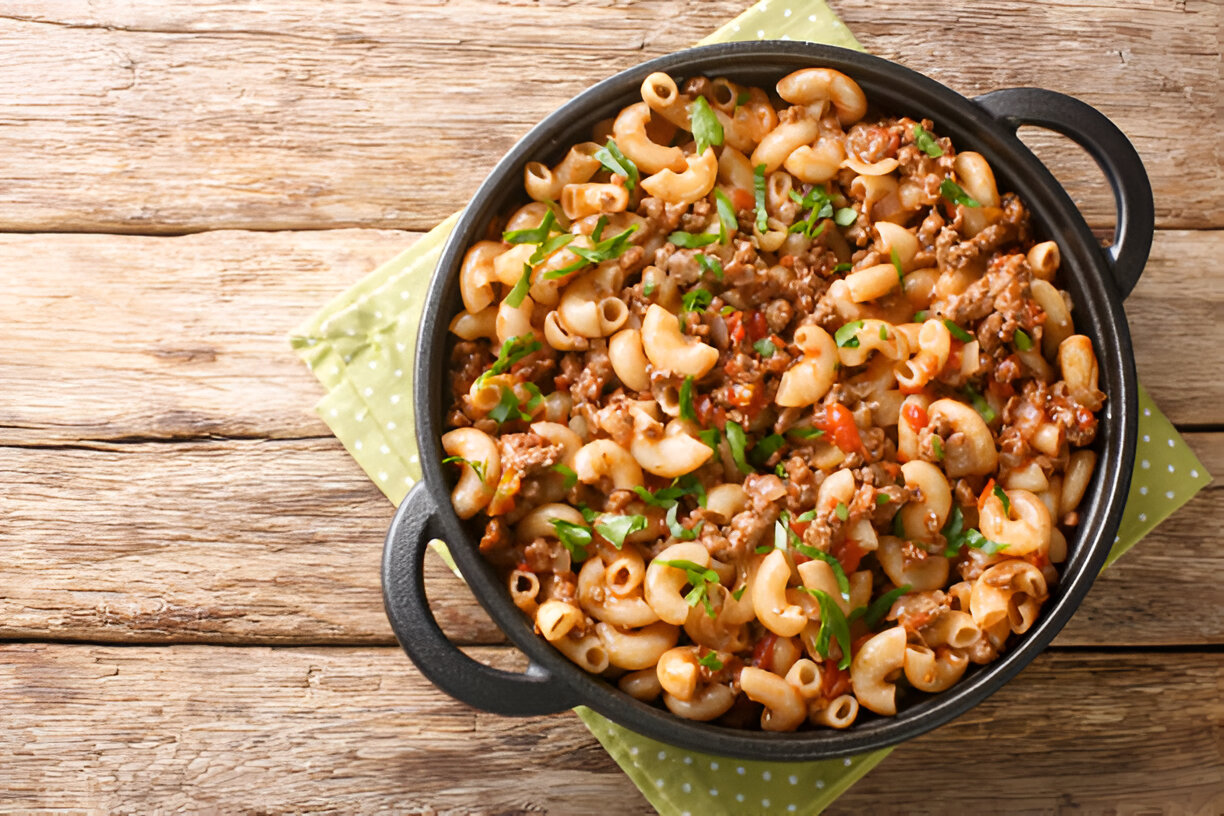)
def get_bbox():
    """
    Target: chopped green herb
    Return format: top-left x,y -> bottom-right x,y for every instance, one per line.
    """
487,385 -> 529,424
656,559 -> 721,618
528,232 -> 575,265
551,519 -> 592,561
941,506 -> 1008,556
797,587 -> 854,669
834,501 -> 849,521
849,584 -> 912,629
892,509 -> 906,539
546,224 -> 641,279
503,209 -> 557,244
696,252 -> 724,281
835,320 -> 864,349
590,215 -> 608,243
833,262 -> 853,273
748,433 -> 786,468
879,325 -> 889,341
521,382 -> 544,414
993,485 -> 1011,516
668,230 -> 719,249
632,474 -> 707,509
578,504 -> 598,524
505,263 -> 532,308
698,427 -> 721,453
552,463 -> 578,489
665,502 -> 703,541
679,376 -> 697,422
595,514 -> 648,549
943,319 -> 974,343
725,420 -> 753,474
787,186 -> 835,238
940,178 -> 981,208
735,90 -> 751,108
442,455 -> 486,483
797,509 -> 817,522
477,335 -> 542,386
963,383 -> 997,424
931,435 -> 945,461
834,206 -> 858,227
681,287 -> 713,312
753,163 -> 769,233
875,493 -> 890,506
714,189 -> 738,245
1014,328 -> 1034,351
913,310 -> 929,322
643,279 -> 657,297
775,462 -> 788,477
786,426 -> 825,441
890,246 -> 905,284
594,138 -> 639,192
753,338 -> 777,358
913,124 -> 944,158
697,651 -> 724,671
719,305 -> 735,316
731,585 -> 746,601
690,95 -> 724,155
